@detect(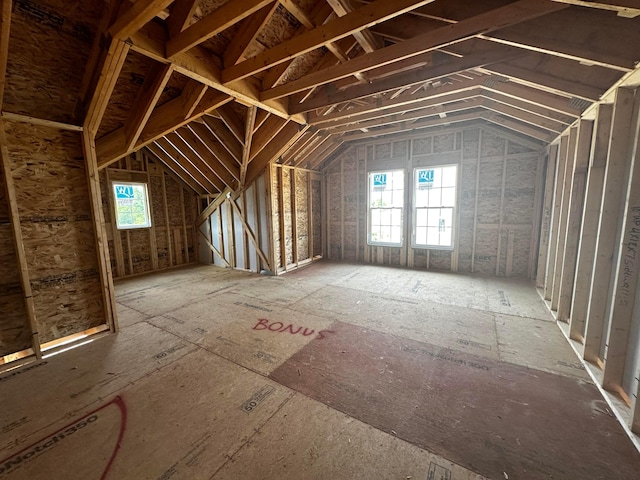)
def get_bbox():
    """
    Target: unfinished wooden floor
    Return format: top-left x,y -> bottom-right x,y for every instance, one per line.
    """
1,261 -> 639,479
